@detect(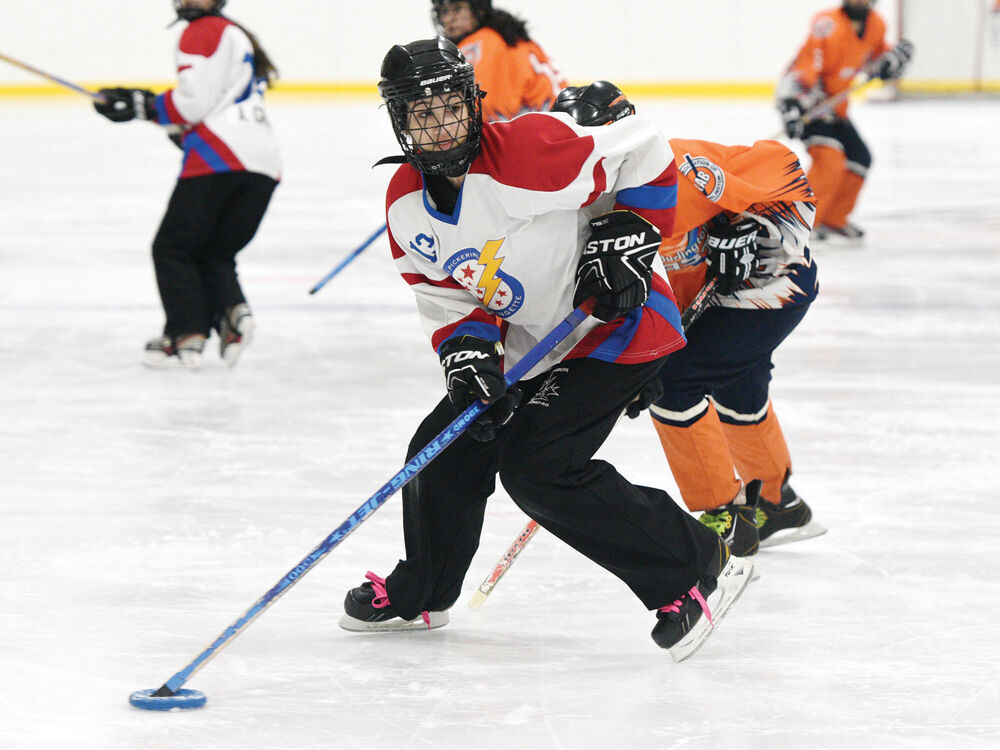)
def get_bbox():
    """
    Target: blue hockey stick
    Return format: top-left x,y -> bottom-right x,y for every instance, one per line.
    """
130,297 -> 596,710
308,223 -> 388,295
